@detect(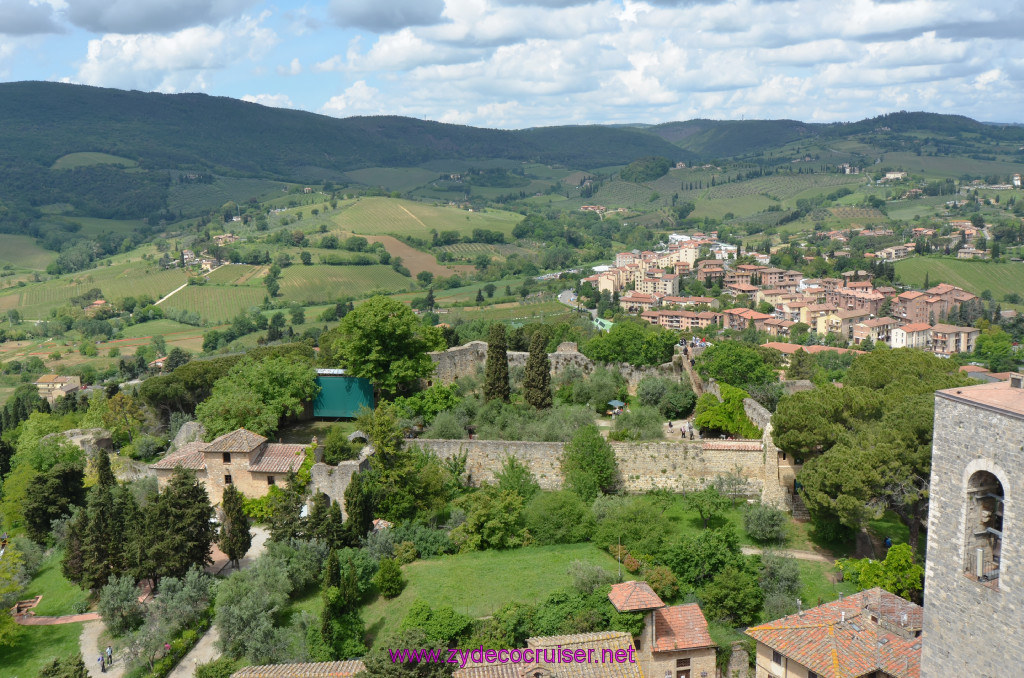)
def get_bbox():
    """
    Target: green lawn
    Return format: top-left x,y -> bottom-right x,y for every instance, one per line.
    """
1,621 -> 84,678
796,560 -> 856,609
0,235 -> 57,271
51,152 -> 138,169
289,544 -> 622,648
20,550 -> 90,616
